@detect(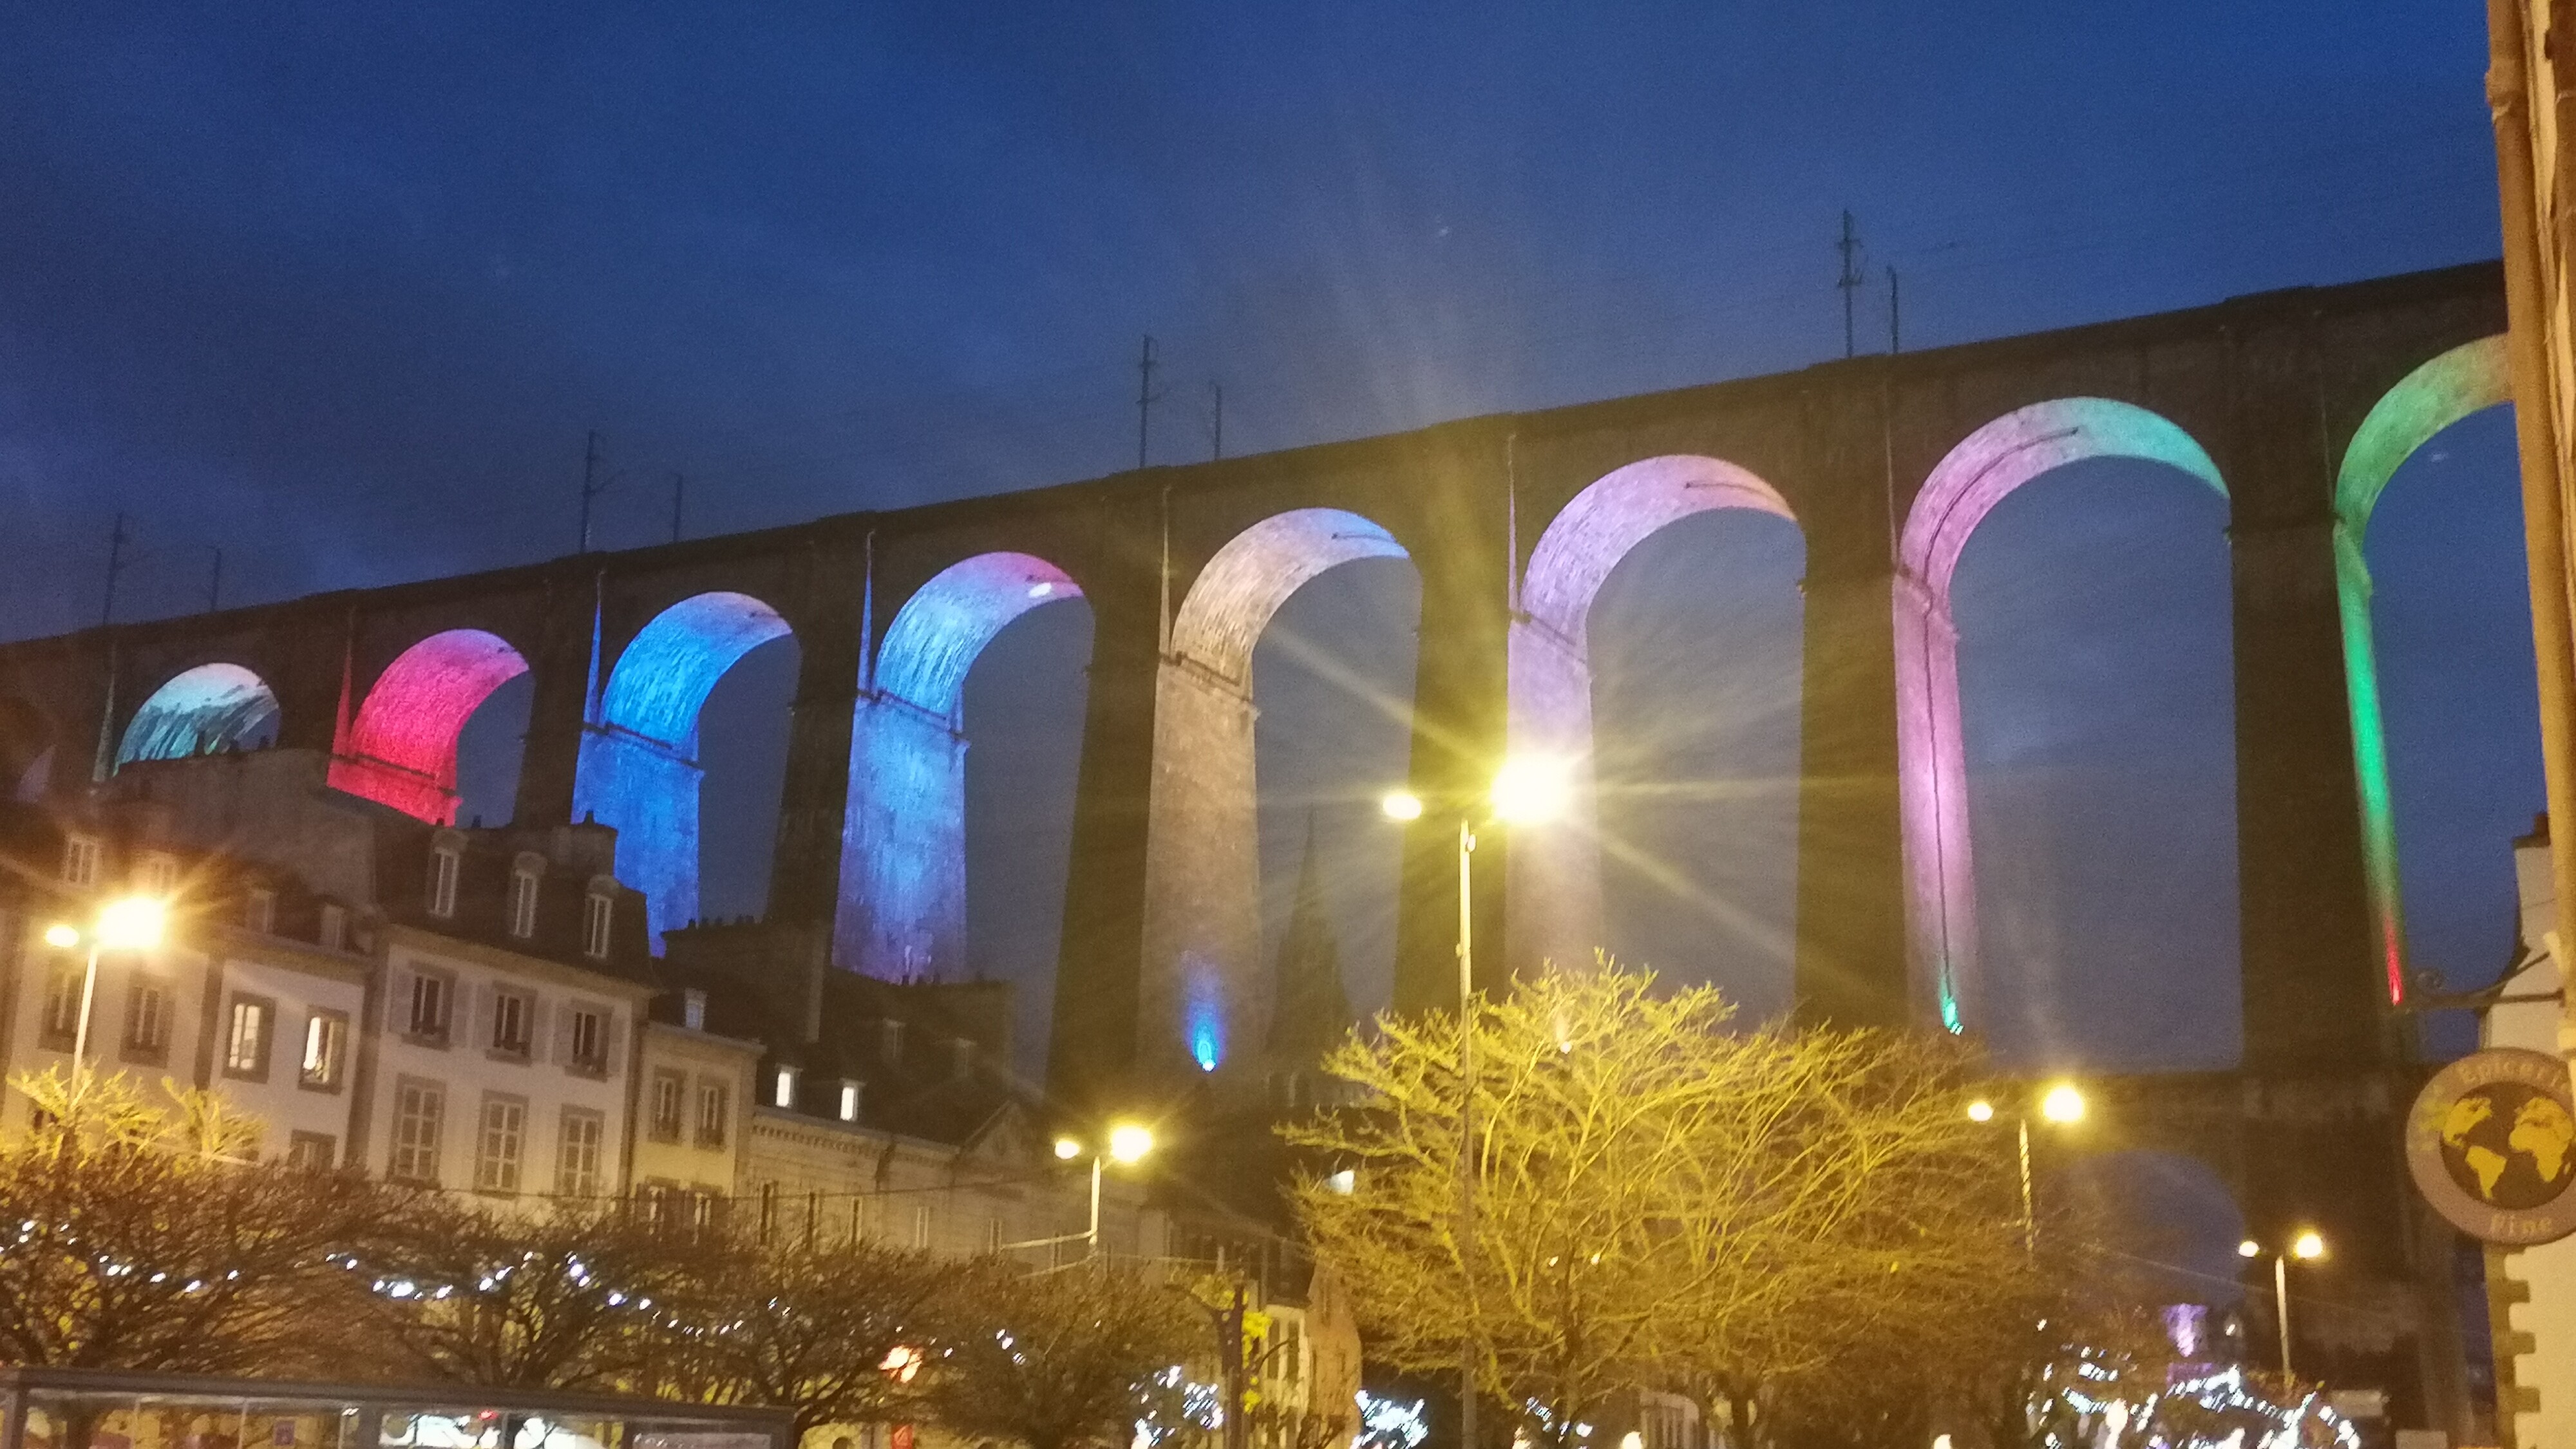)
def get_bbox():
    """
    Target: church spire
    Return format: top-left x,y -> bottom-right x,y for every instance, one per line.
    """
1270,813 -> 1352,1061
